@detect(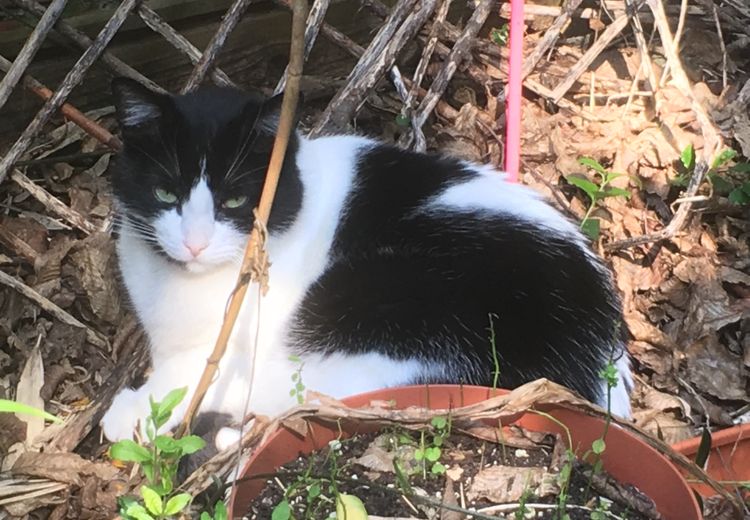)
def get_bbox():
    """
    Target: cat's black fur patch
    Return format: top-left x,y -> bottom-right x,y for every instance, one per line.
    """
291,145 -> 622,405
